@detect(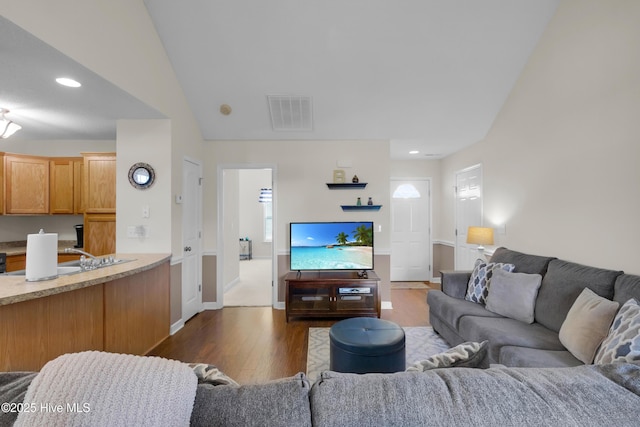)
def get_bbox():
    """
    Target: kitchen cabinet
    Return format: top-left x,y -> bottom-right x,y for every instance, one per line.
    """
82,153 -> 116,256
3,153 -> 50,214
73,158 -> 84,214
84,213 -> 116,257
83,152 -> 116,213
1,153 -> 85,215
49,158 -> 77,214
5,254 -> 25,272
